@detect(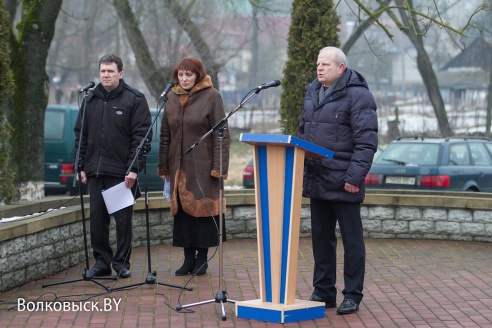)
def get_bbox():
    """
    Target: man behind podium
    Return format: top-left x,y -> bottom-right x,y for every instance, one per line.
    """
298,46 -> 378,314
